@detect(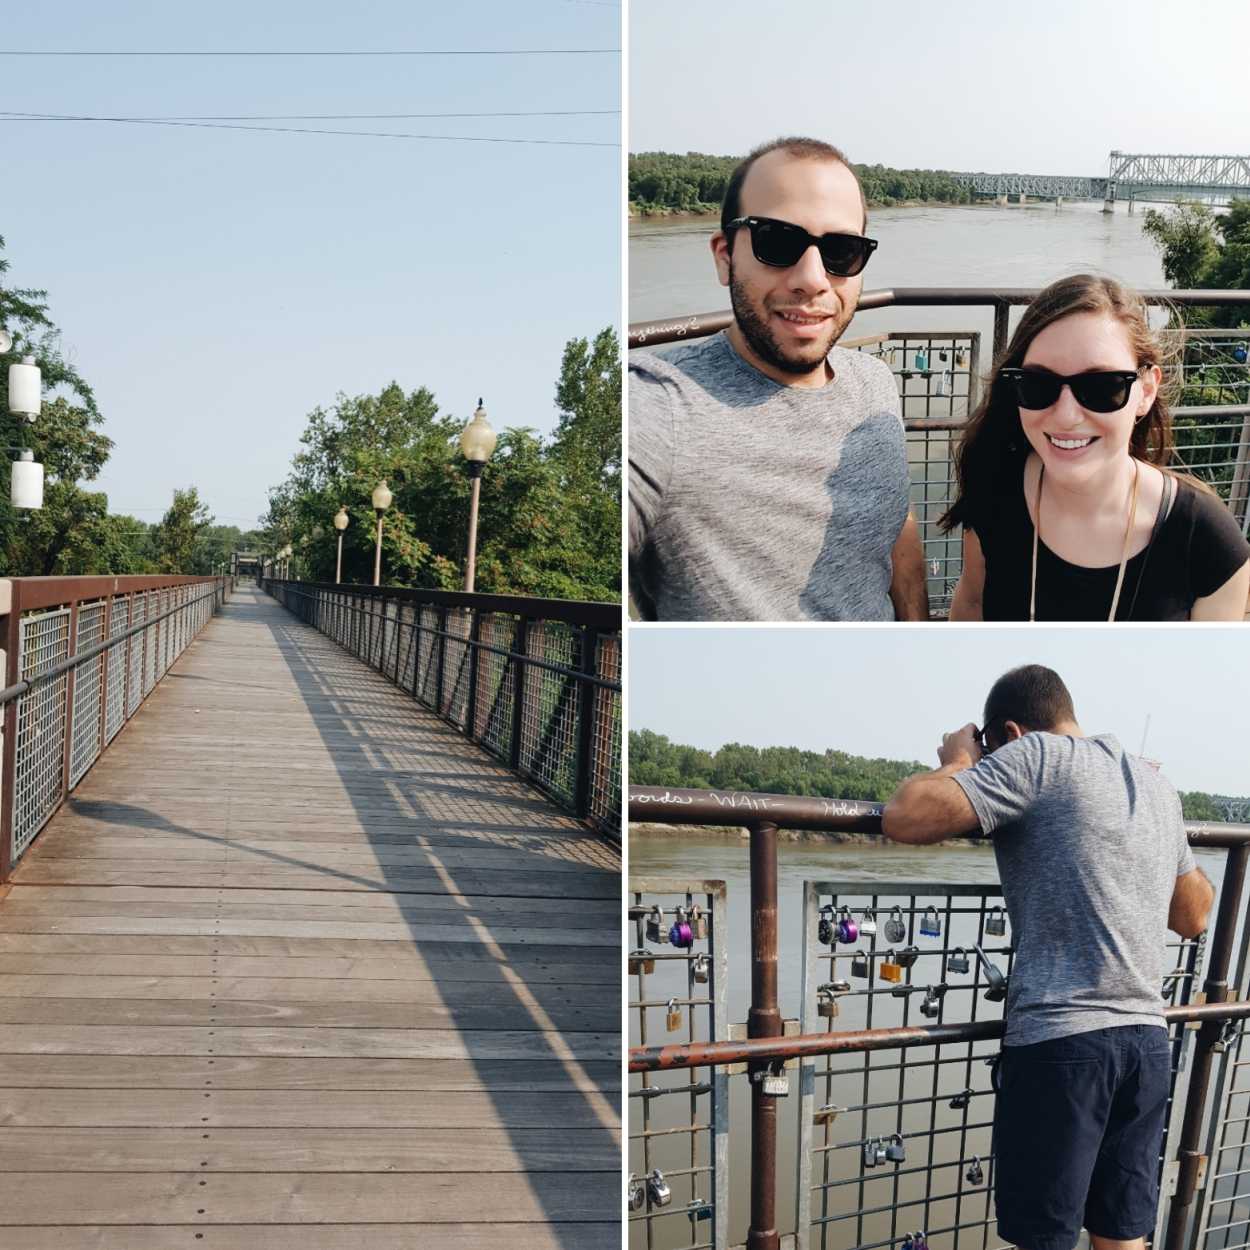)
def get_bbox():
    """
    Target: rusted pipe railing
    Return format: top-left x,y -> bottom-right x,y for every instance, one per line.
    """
629,784 -> 1250,1250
